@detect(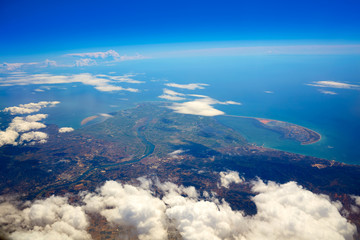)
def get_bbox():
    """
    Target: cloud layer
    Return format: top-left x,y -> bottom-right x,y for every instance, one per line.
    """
168,95 -> 241,117
165,83 -> 209,90
1,174 -> 355,240
308,81 -> 360,89
0,196 -> 91,240
3,102 -> 59,115
0,73 -> 140,92
0,102 -> 61,147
